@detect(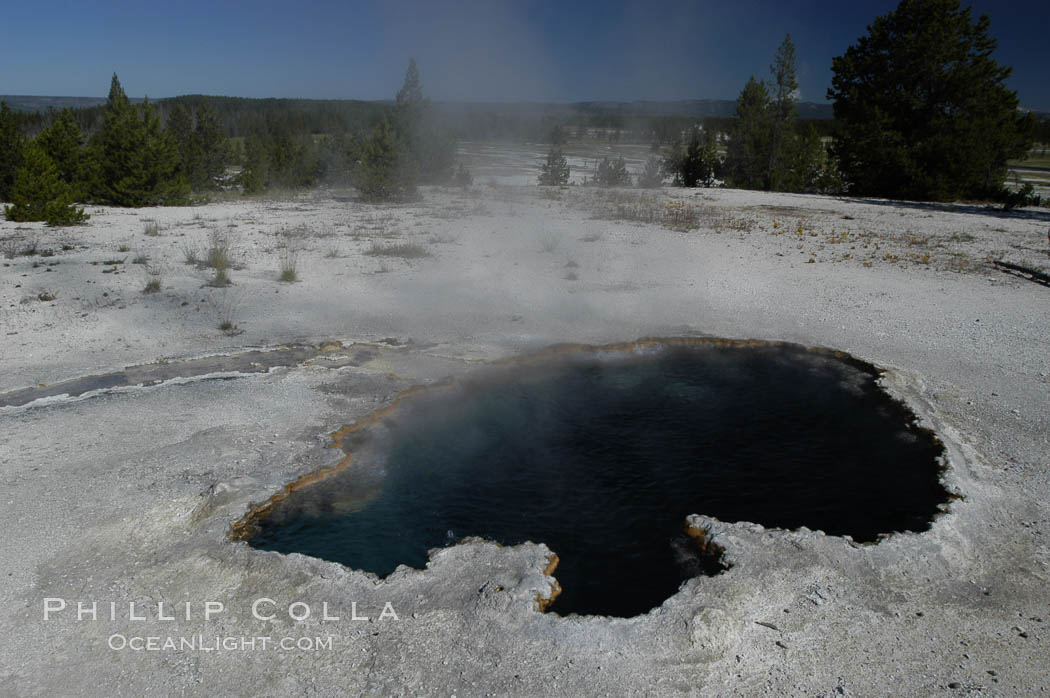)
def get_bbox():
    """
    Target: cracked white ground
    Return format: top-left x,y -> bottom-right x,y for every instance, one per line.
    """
1,151 -> 1049,695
